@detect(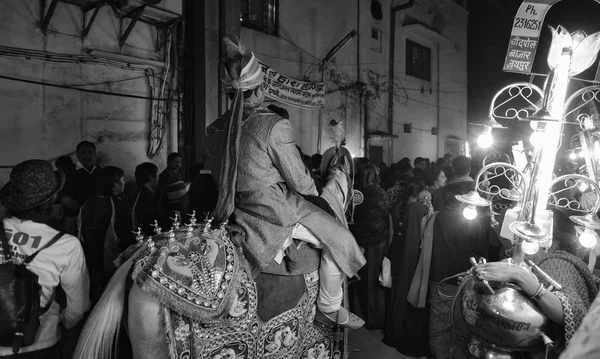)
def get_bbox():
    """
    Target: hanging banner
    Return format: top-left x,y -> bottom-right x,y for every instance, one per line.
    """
259,62 -> 325,110
503,1 -> 554,74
